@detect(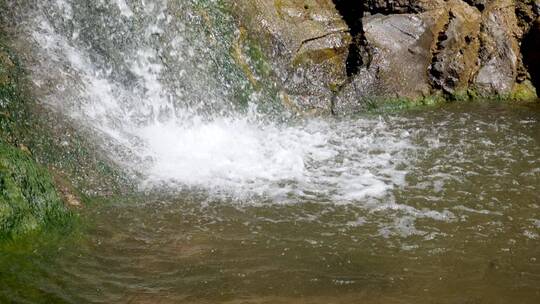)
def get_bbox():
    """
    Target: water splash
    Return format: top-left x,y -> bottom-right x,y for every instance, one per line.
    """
8,0 -> 415,203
